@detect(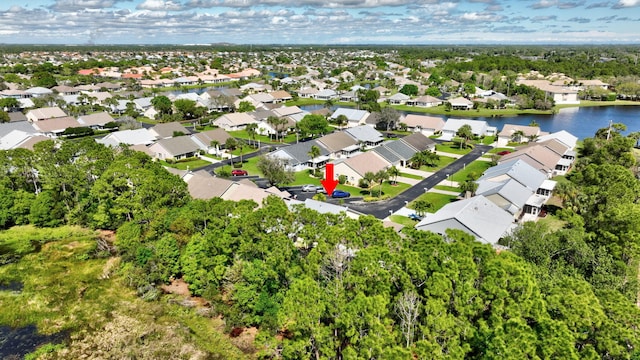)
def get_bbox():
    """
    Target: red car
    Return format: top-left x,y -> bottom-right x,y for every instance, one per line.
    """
497,150 -> 511,156
231,169 -> 248,176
